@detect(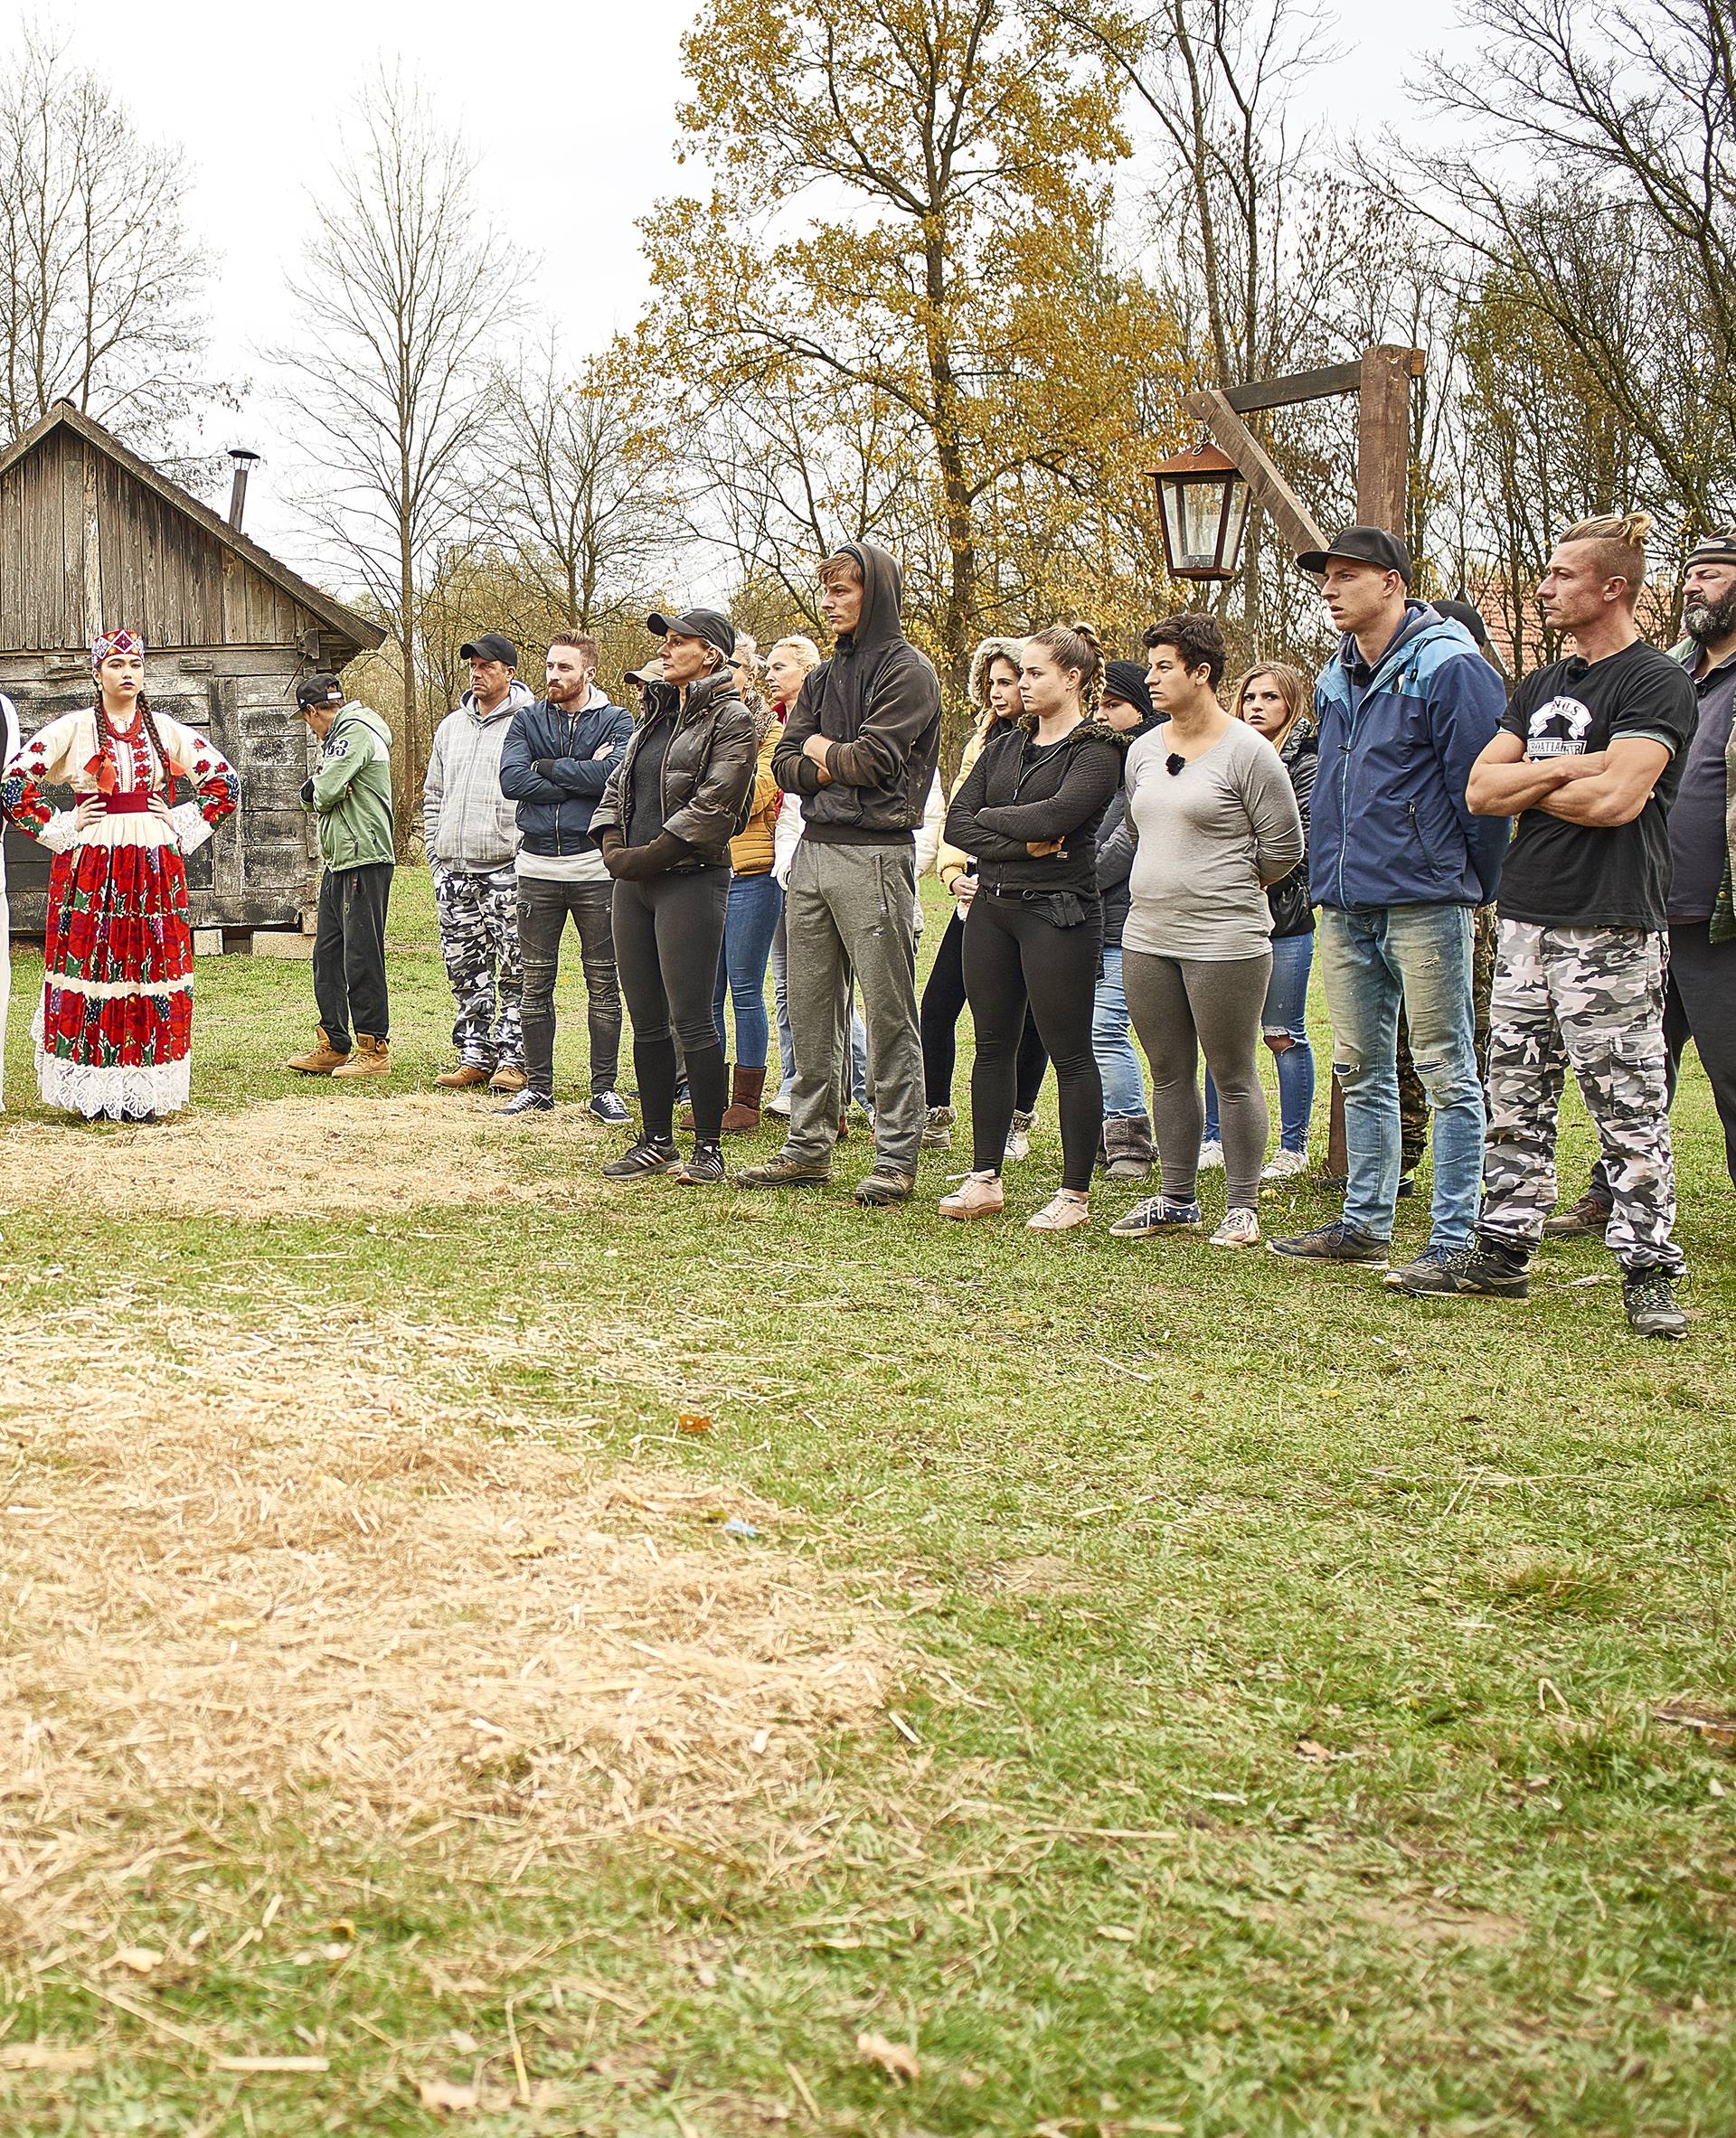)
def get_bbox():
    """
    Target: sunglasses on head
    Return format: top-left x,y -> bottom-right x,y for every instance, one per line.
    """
1165,752 -> 1186,777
